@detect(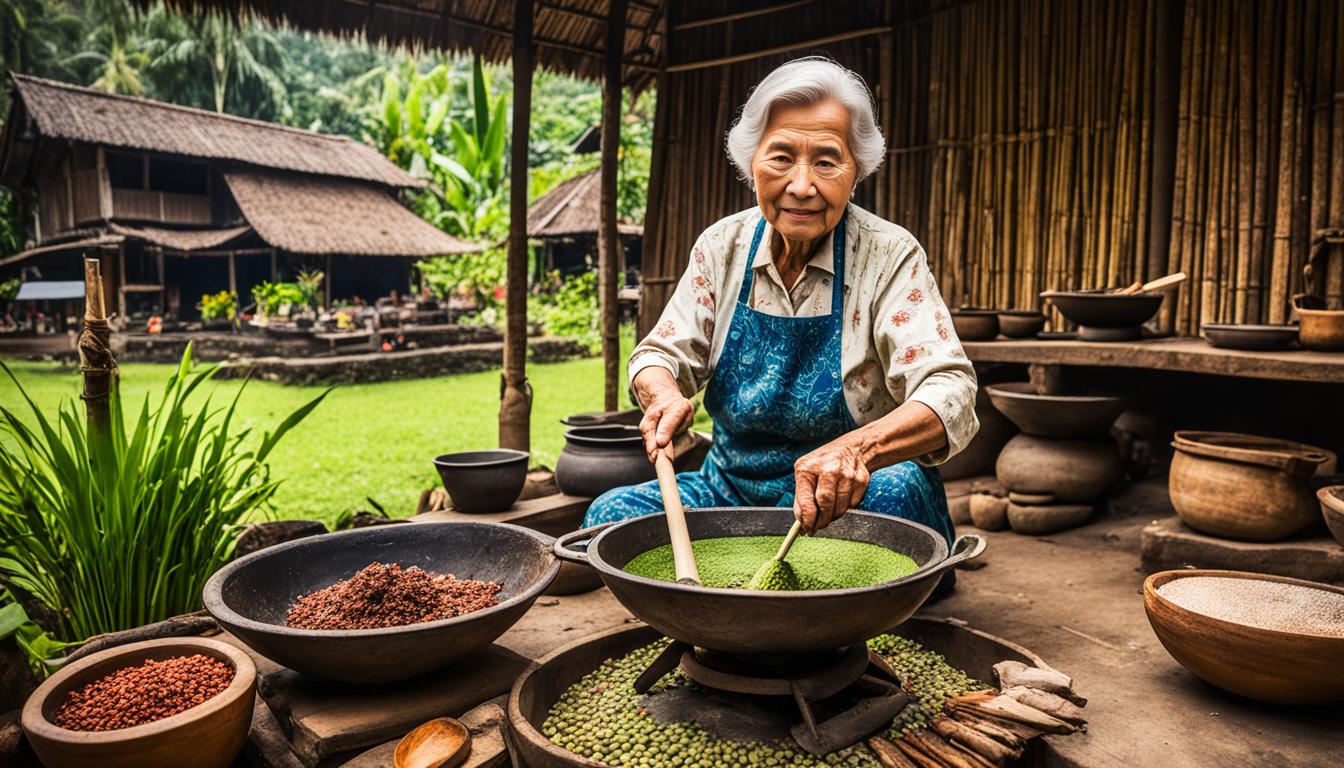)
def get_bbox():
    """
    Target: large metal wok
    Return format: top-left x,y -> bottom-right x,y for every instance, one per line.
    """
554,508 -> 984,656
